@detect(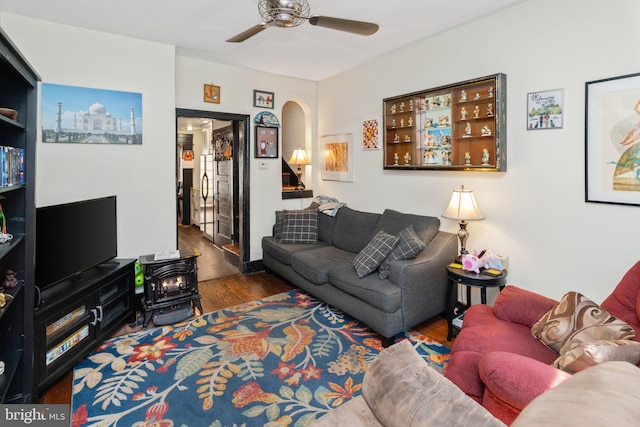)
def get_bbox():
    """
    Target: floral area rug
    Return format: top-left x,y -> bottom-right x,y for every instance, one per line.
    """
71,289 -> 450,427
